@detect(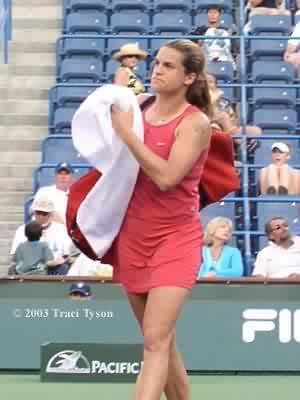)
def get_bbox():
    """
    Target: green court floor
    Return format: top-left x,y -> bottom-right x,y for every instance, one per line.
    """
1,374 -> 300,400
